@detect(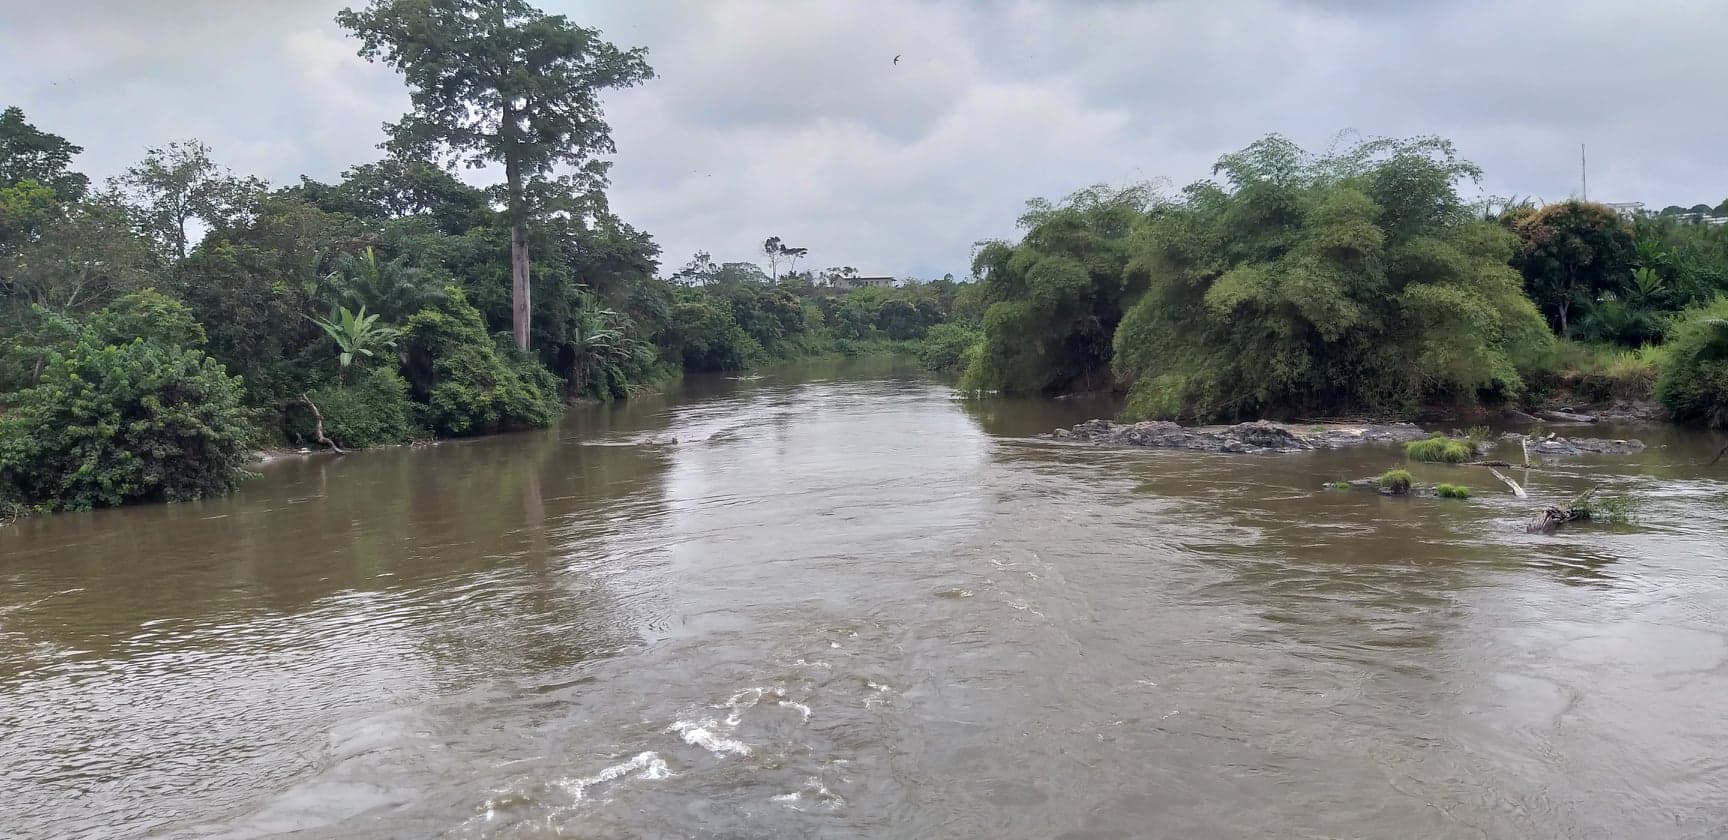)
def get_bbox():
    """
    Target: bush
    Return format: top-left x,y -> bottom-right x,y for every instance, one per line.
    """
658,298 -> 764,372
917,324 -> 983,373
0,337 -> 253,511
1435,483 -> 1472,499
1405,434 -> 1471,463
304,367 -> 415,448
400,288 -> 560,436
1655,297 -> 1728,428
1378,469 -> 1413,494
1529,340 -> 1663,404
